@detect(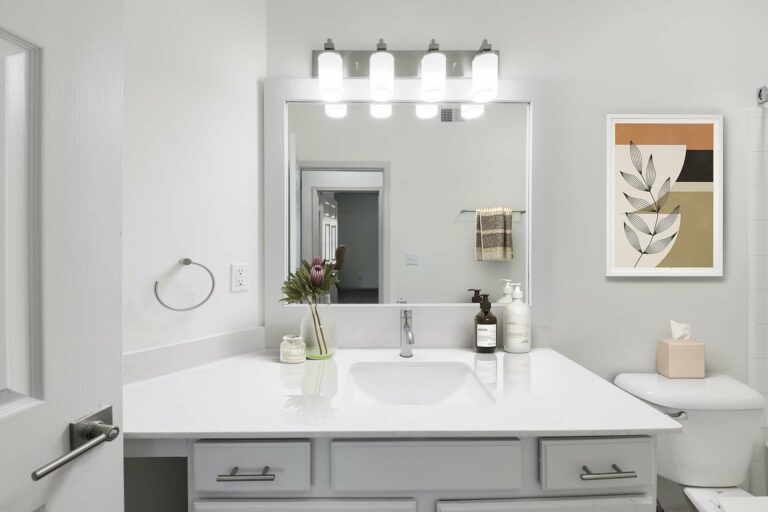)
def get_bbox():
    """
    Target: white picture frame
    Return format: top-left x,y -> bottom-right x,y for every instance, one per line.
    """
606,114 -> 723,277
